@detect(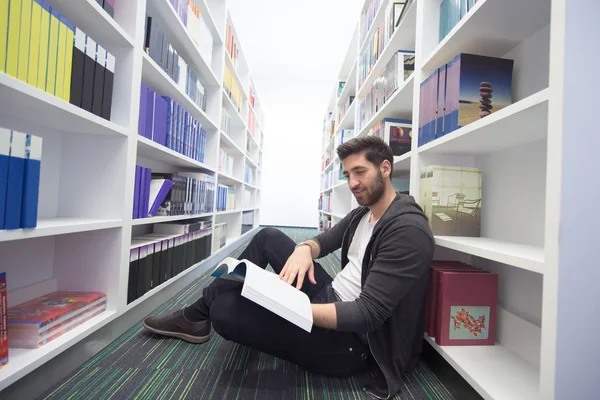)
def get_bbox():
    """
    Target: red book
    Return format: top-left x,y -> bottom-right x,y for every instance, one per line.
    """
425,261 -> 473,336
0,273 -> 7,367
435,271 -> 498,346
